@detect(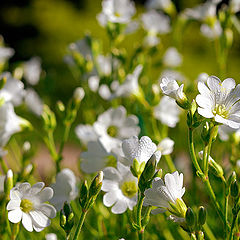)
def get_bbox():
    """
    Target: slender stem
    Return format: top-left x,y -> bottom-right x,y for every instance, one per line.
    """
11,223 -> 20,240
203,223 -> 217,240
58,122 -> 71,157
137,193 -> 144,240
72,210 -> 88,240
202,144 -> 209,174
229,209 -> 240,240
164,155 -> 176,173
205,127 -> 215,175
